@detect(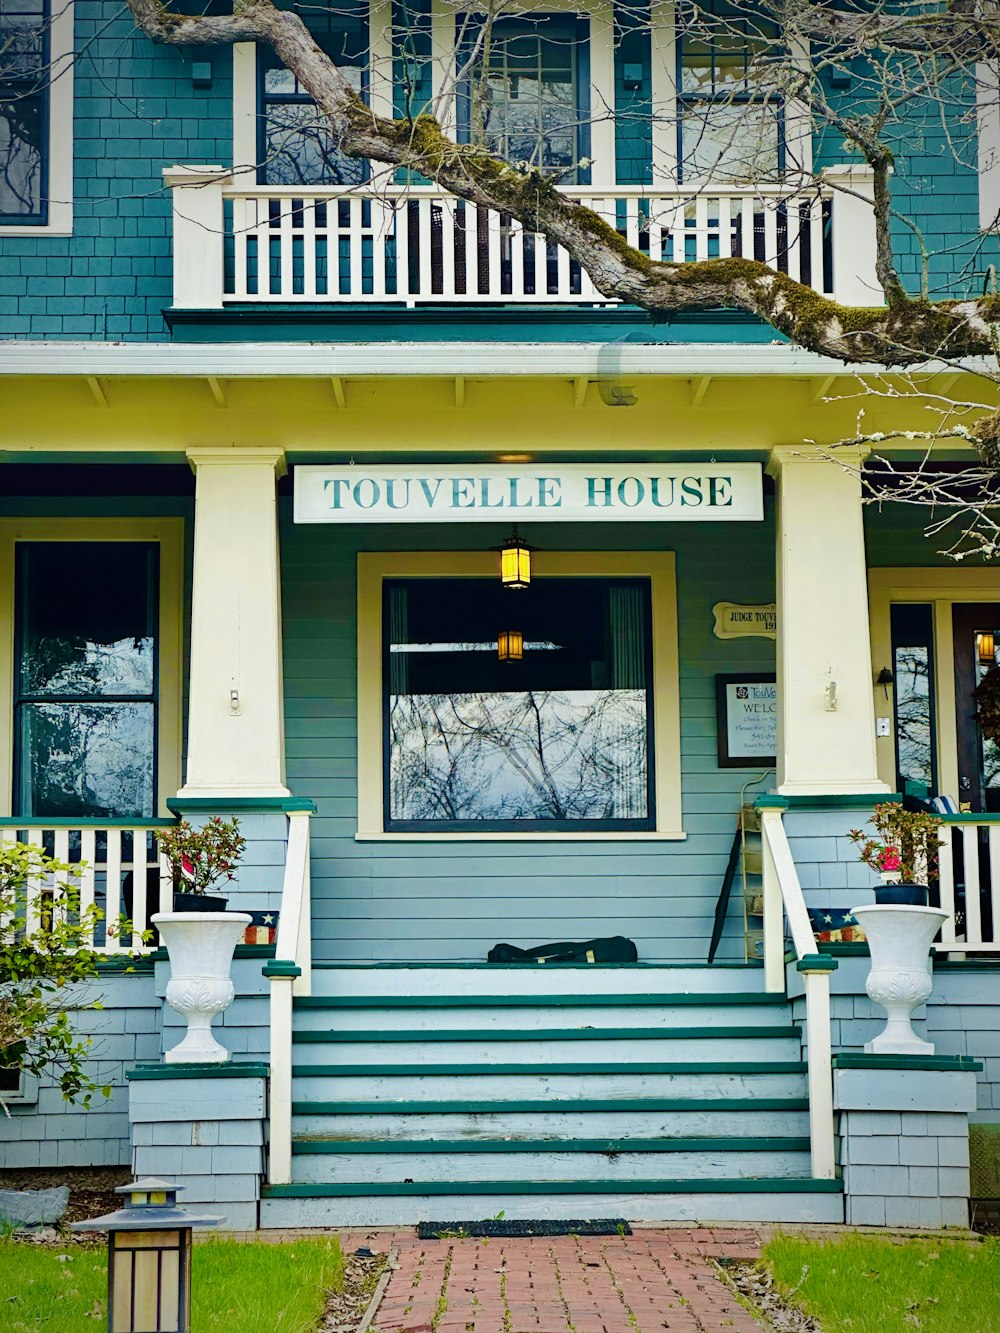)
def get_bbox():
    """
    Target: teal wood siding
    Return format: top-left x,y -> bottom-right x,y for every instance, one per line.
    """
280,503 -> 777,964
0,1 -> 233,341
